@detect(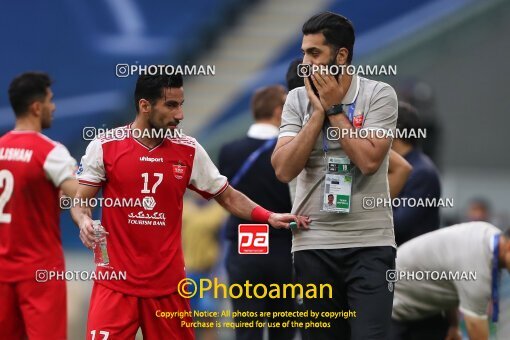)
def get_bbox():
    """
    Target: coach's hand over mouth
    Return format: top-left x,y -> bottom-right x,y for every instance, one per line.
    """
310,71 -> 346,111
